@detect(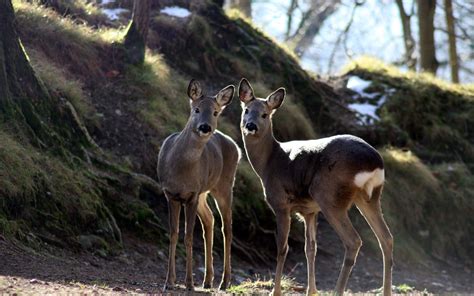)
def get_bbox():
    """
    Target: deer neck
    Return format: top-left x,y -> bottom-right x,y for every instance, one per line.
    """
174,121 -> 208,164
243,125 -> 279,177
